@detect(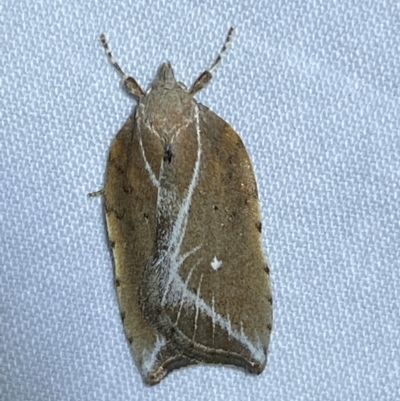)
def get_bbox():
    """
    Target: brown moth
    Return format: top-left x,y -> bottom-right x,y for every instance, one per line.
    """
97,28 -> 272,385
